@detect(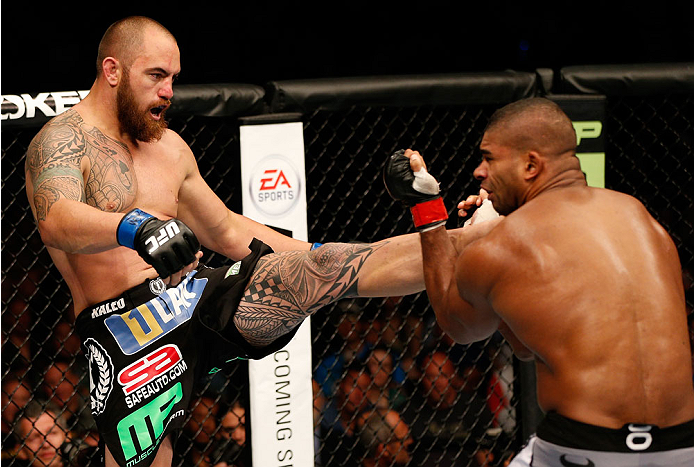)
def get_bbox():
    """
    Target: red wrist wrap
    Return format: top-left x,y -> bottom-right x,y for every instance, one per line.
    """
410,198 -> 448,229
